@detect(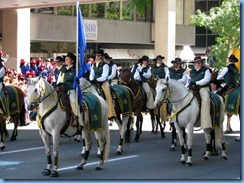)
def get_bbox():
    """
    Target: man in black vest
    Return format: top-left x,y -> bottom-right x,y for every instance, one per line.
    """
169,57 -> 186,80
132,55 -> 155,109
52,56 -> 66,87
216,54 -> 239,95
179,56 -> 212,144
89,49 -> 116,120
104,53 -> 118,85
